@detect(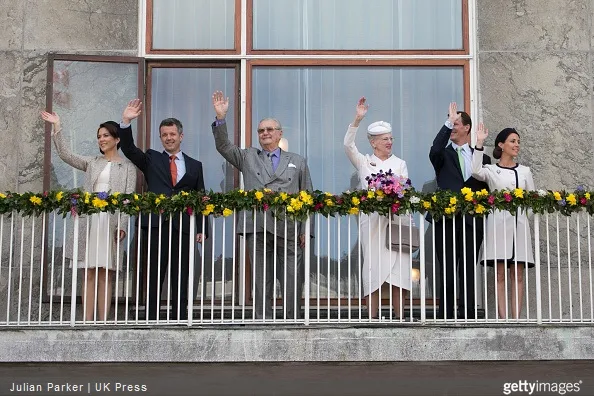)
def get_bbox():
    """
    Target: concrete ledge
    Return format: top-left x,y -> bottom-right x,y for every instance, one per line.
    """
1,325 -> 593,362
